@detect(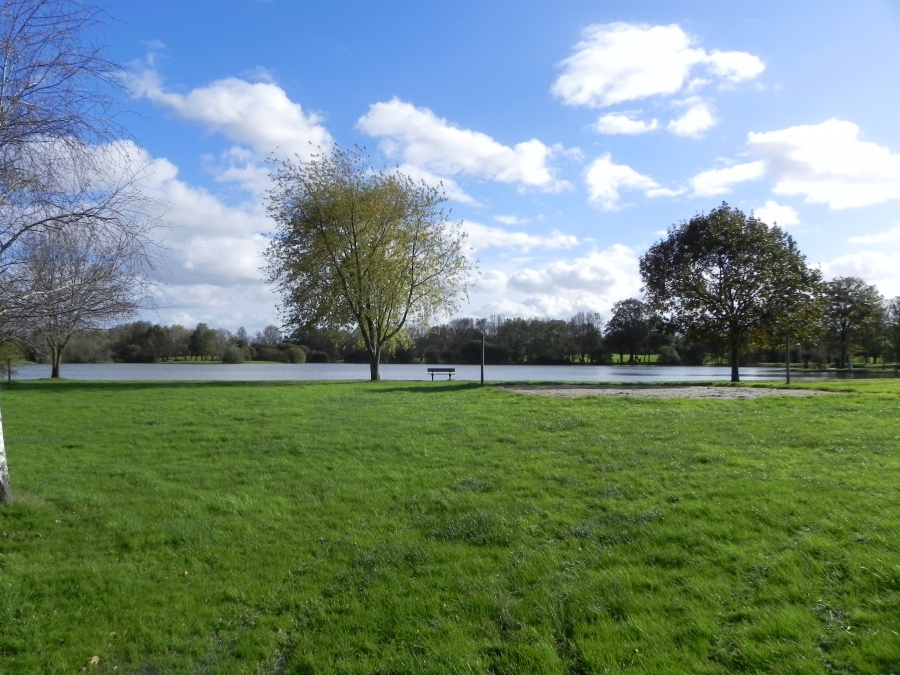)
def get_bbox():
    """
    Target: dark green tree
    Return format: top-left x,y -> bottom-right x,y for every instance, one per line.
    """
823,277 -> 884,368
189,323 -> 218,361
568,311 -> 604,363
885,297 -> 900,371
639,203 -> 822,382
604,298 -> 653,363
